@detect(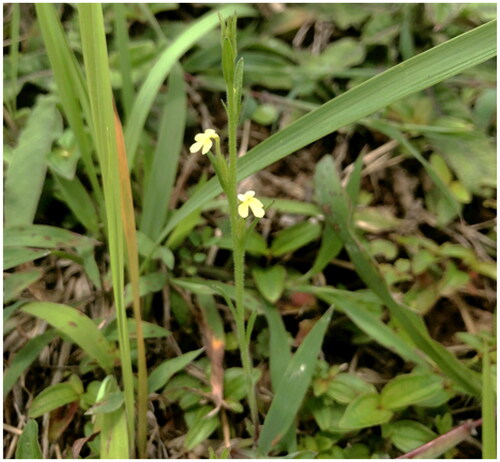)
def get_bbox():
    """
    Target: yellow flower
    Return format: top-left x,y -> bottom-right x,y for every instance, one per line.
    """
237,190 -> 265,218
189,128 -> 219,155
